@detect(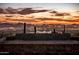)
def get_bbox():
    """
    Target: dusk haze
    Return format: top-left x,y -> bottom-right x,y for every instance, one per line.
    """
0,3 -> 79,55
